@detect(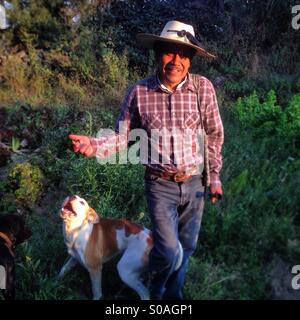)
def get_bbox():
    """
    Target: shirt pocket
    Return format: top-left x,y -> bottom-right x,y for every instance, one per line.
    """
142,113 -> 162,130
184,112 -> 200,129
